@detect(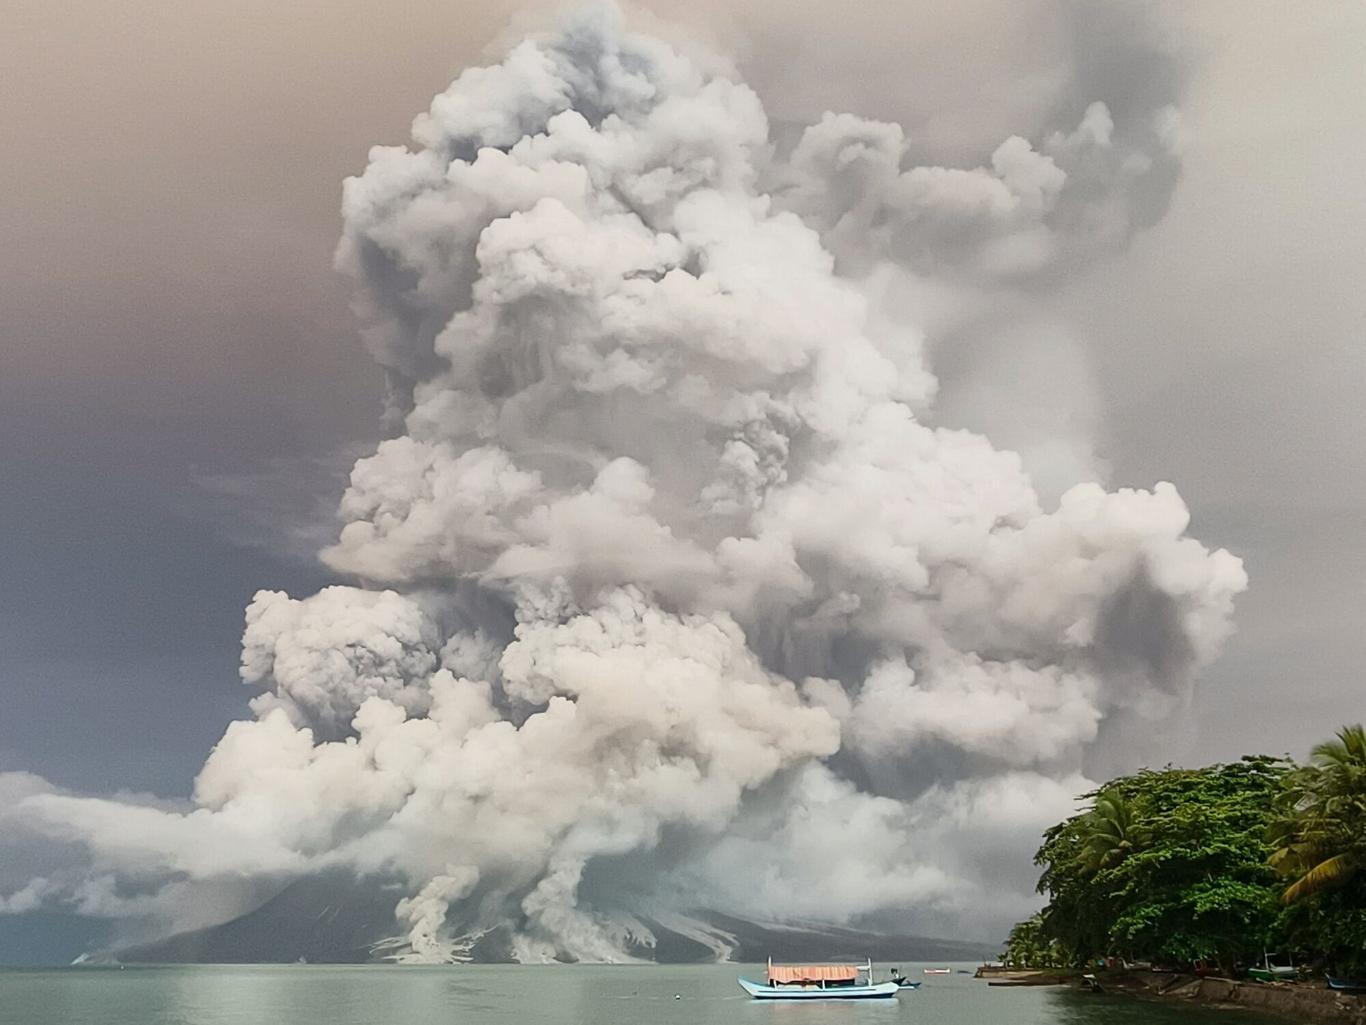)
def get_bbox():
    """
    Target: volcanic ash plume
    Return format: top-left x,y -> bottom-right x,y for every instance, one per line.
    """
3,4 -> 1246,960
